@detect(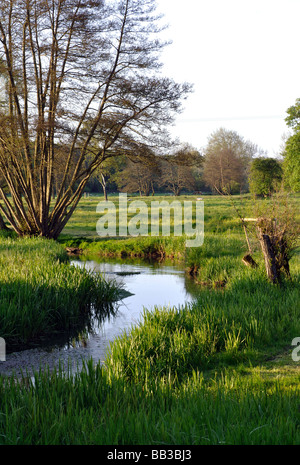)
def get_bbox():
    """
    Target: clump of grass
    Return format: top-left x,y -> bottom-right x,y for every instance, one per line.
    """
105,271 -> 300,383
0,236 -> 122,349
66,235 -> 187,260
